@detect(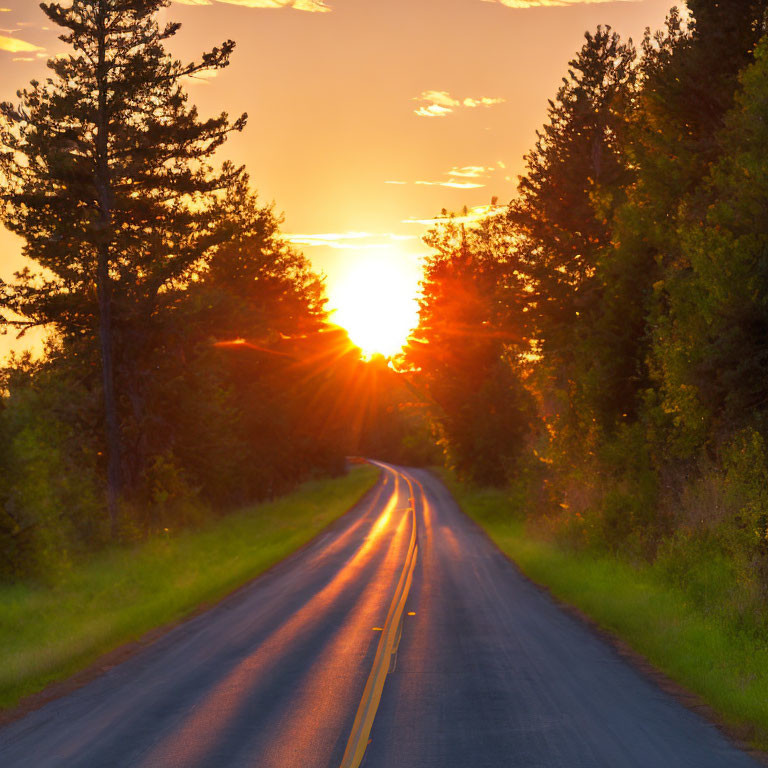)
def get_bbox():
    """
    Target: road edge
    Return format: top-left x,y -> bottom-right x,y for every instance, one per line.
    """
427,468 -> 768,768
0,466 -> 384,729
